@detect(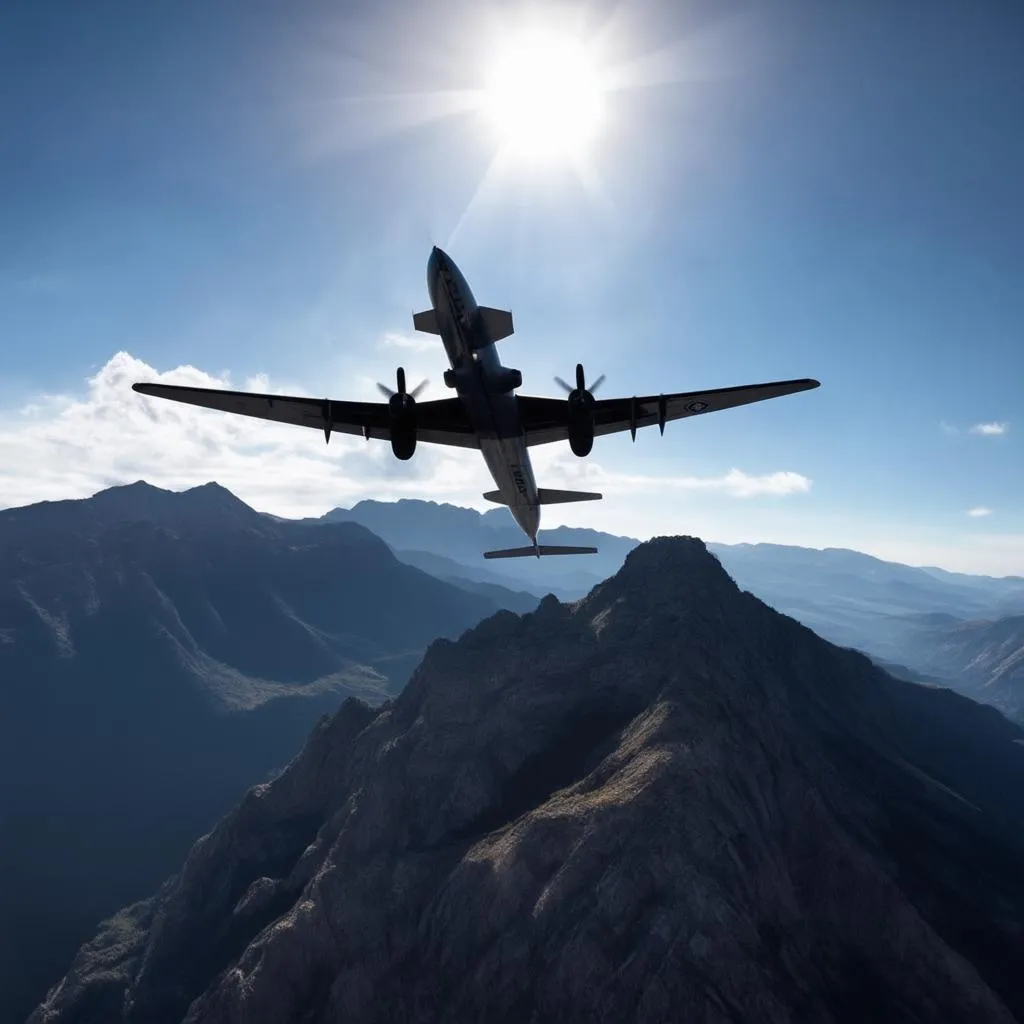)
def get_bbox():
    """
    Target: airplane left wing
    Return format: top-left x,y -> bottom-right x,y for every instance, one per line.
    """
519,378 -> 820,446
131,383 -> 480,448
